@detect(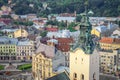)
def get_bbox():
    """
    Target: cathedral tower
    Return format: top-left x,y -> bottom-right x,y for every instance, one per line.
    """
70,1 -> 99,80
